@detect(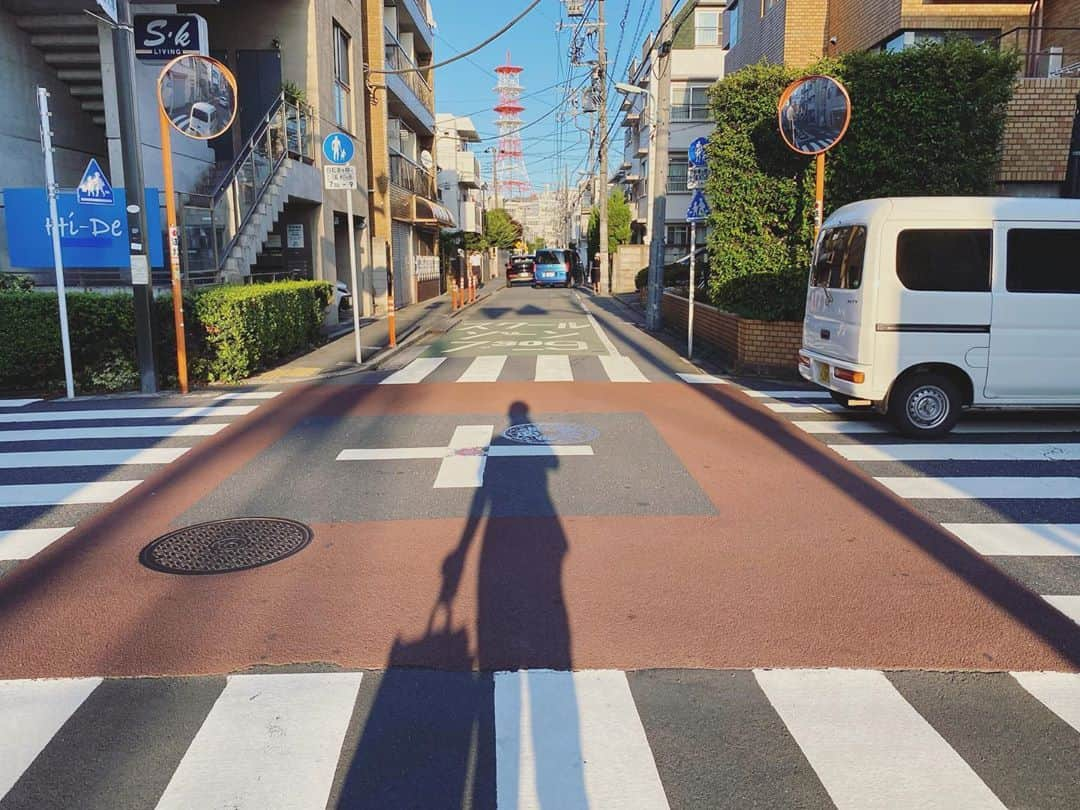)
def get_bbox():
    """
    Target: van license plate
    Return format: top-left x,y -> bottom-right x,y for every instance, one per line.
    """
816,363 -> 830,385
